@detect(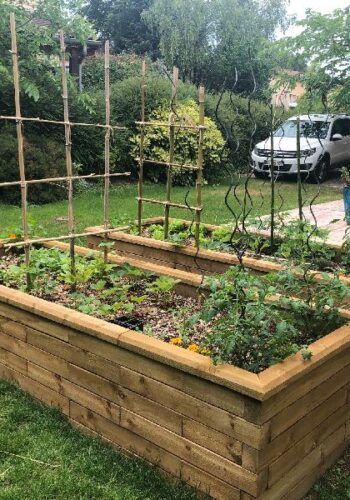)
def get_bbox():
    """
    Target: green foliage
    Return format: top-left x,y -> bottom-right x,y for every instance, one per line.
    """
274,7 -> 350,112
196,266 -> 348,372
131,99 -> 227,185
84,0 -> 158,57
144,0 -> 289,92
275,219 -> 336,269
0,129 -> 70,205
